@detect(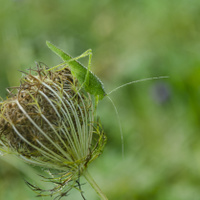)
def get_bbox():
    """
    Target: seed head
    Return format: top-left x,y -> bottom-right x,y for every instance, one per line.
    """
0,64 -> 106,198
